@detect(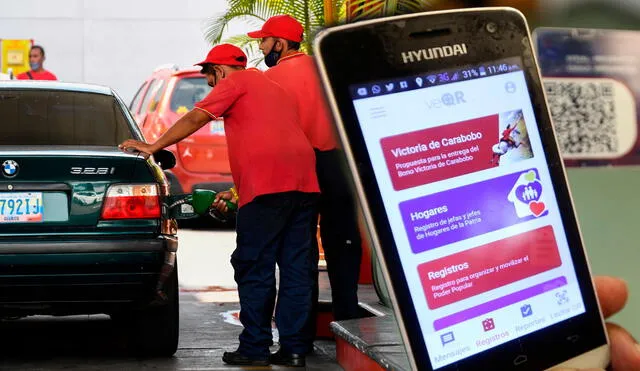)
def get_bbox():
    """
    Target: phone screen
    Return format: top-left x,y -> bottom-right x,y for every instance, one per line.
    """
349,57 -> 587,369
